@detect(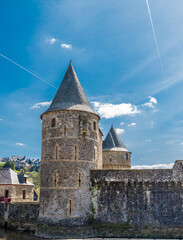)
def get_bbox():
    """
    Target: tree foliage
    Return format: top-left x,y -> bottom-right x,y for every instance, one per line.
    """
3,160 -> 15,170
